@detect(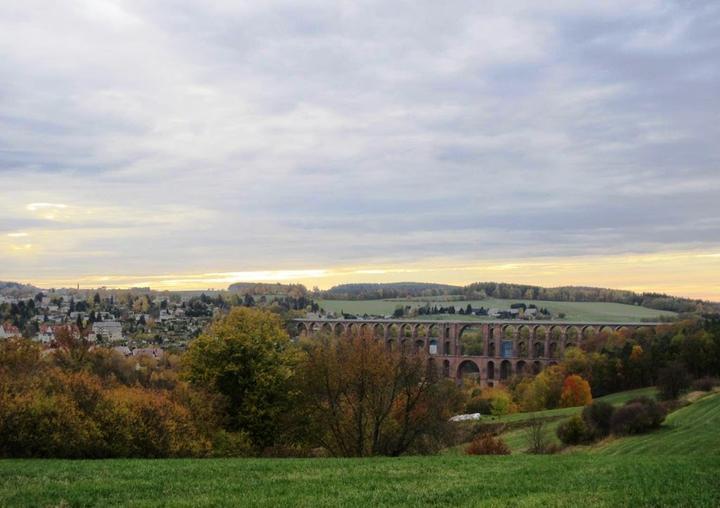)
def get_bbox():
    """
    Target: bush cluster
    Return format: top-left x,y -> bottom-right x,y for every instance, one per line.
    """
692,377 -> 719,392
657,362 -> 690,400
0,338 -> 229,459
464,397 -> 493,415
582,401 -> 614,439
556,398 -> 667,445
556,415 -> 591,445
465,434 -> 511,455
609,397 -> 667,436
